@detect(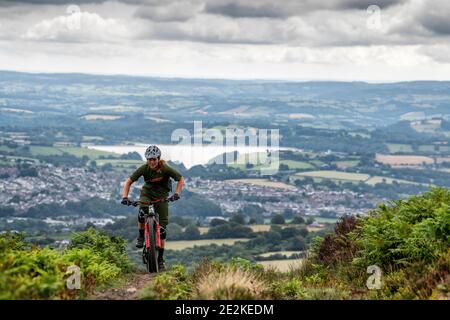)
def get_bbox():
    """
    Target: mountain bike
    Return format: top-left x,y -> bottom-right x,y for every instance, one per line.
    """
127,197 -> 175,273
